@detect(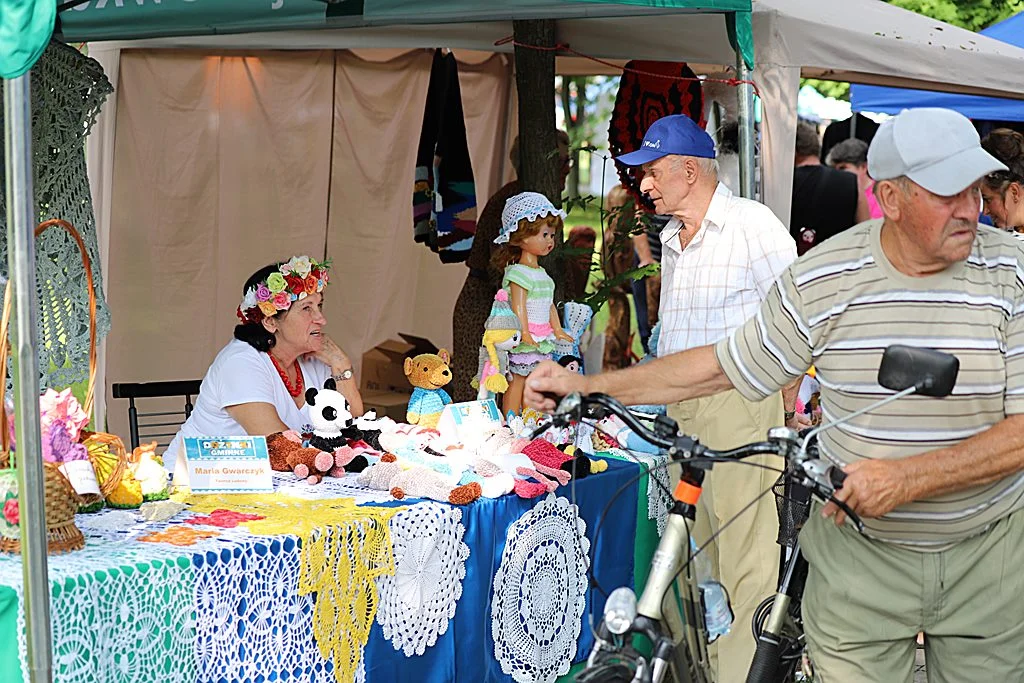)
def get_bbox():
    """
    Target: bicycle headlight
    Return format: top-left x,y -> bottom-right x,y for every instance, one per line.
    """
603,586 -> 638,635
